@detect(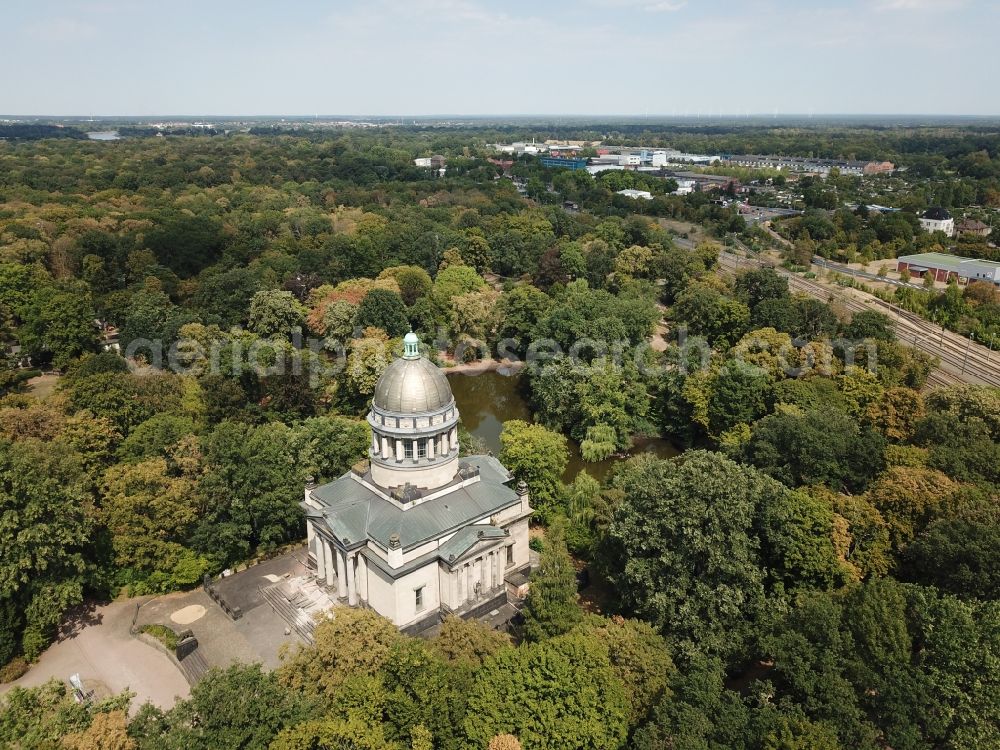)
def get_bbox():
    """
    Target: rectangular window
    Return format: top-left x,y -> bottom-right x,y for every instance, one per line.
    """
415,586 -> 424,611
404,441 -> 414,459
506,544 -> 514,567
416,438 -> 427,458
